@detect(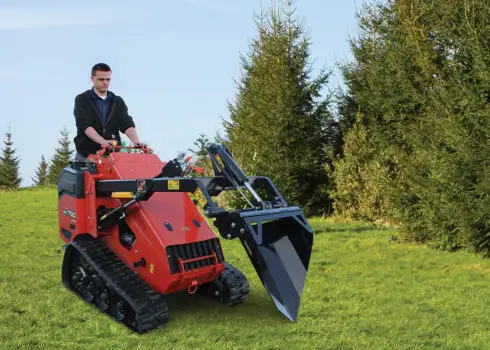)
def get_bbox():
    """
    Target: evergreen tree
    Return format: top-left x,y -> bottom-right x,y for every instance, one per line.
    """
32,155 -> 49,186
334,0 -> 489,253
334,1 -> 401,221
224,0 -> 336,215
48,127 -> 74,184
0,131 -> 22,190
188,133 -> 213,176
188,133 -> 210,161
